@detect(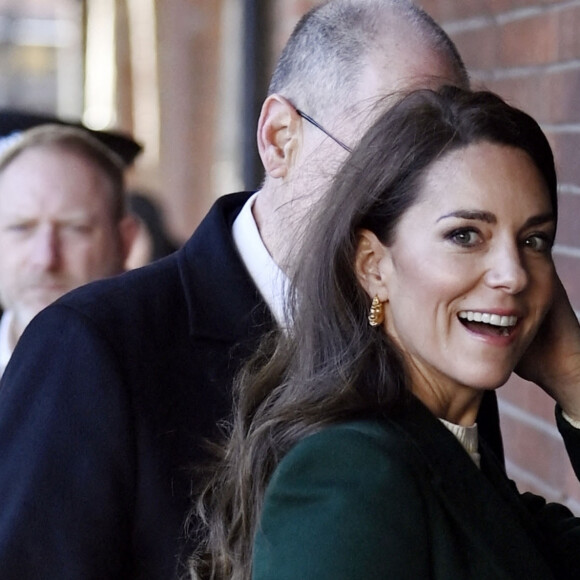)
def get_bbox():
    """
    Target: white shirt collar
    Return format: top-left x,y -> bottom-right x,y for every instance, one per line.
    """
0,310 -> 15,377
232,193 -> 288,327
